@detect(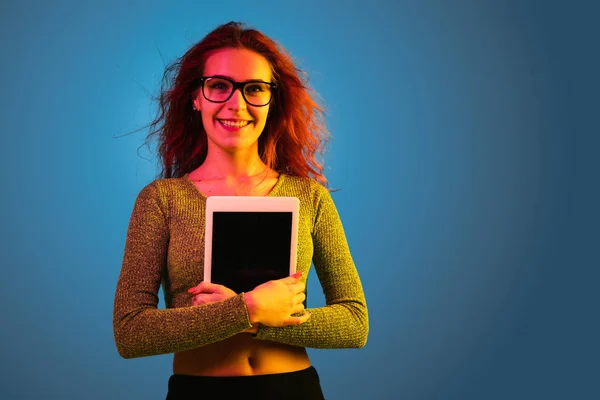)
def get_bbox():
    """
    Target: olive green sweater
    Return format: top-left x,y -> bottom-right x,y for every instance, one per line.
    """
113,174 -> 368,358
